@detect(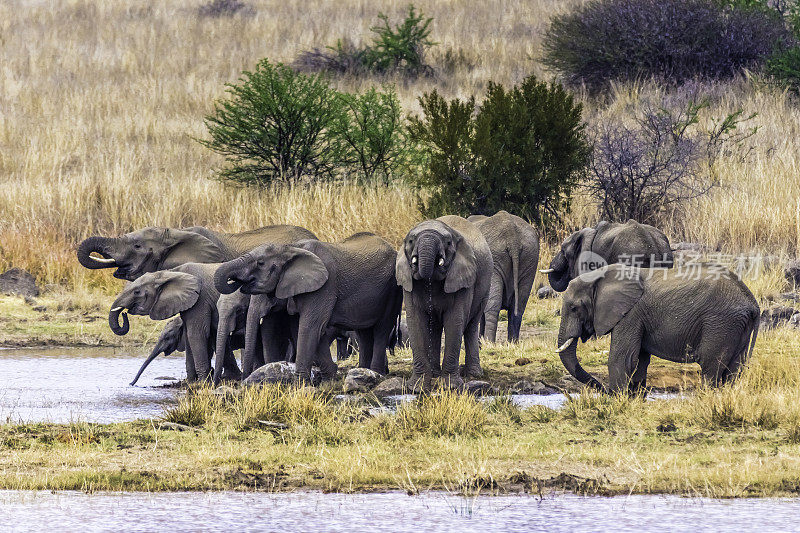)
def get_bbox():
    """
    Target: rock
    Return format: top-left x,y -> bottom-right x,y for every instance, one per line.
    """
786,260 -> 800,289
0,268 -> 39,298
372,376 -> 406,396
537,286 -> 557,299
761,306 -> 797,329
343,368 -> 383,393
465,380 -> 494,395
243,361 -> 296,385
510,380 -> 557,395
514,357 -> 532,366
791,313 -> 800,328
